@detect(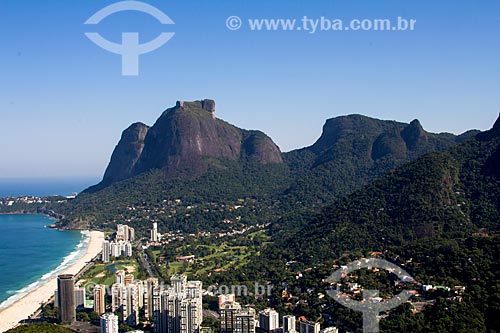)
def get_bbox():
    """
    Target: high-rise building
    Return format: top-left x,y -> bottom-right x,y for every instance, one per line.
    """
283,316 -> 296,333
124,274 -> 135,285
107,240 -> 133,258
101,313 -> 119,333
220,301 -> 242,333
117,224 -> 126,241
258,309 -> 279,333
124,283 -> 140,326
128,227 -> 135,242
299,321 -> 320,333
102,240 -> 110,263
111,242 -> 122,257
55,288 -> 86,310
111,283 -> 125,312
145,278 -> 159,320
170,274 -> 187,293
154,274 -> 203,333
94,284 -> 106,315
57,274 -> 76,324
136,279 -> 145,308
218,294 -> 236,309
74,287 -> 86,309
111,281 -> 140,326
124,242 -> 133,257
116,270 -> 126,284
236,308 -> 256,333
220,300 -> 255,333
117,224 -> 135,242
150,222 -> 159,242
